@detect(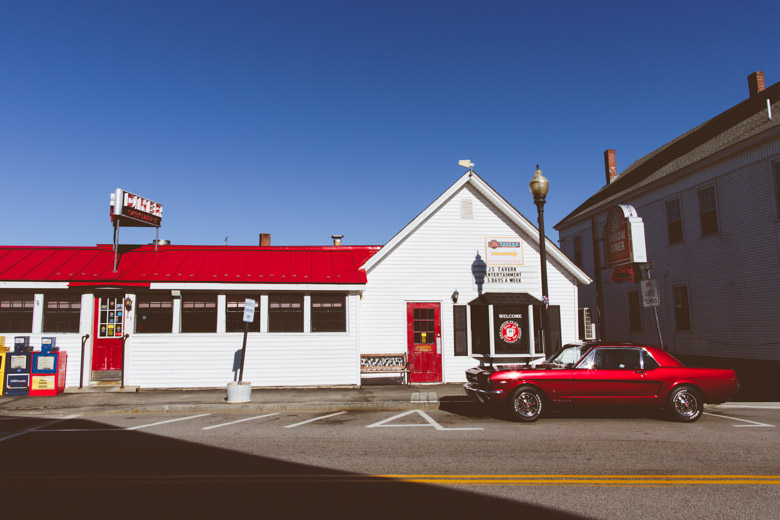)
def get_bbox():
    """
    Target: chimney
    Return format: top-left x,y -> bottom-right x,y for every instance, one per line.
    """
604,149 -> 618,185
332,235 -> 343,246
748,71 -> 765,97
259,233 -> 271,246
